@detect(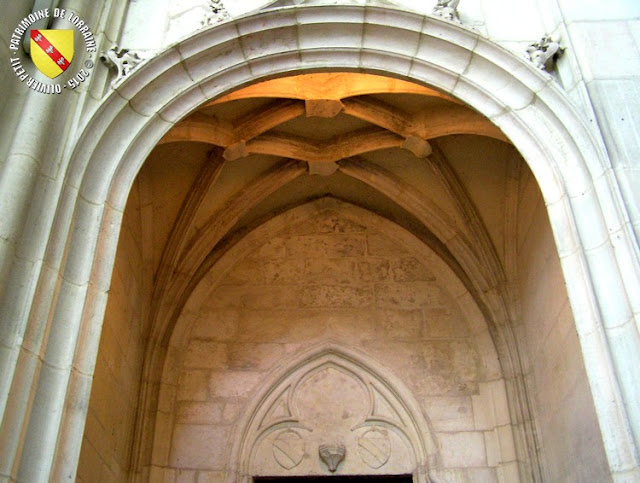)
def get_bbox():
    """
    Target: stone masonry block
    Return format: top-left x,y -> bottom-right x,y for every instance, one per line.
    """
235,310 -> 326,343
378,309 -> 422,339
208,371 -> 263,397
424,396 -> 475,432
175,469 -> 197,483
169,425 -> 230,469
301,285 -> 373,308
196,471 -> 226,483
177,371 -> 208,402
183,341 -> 227,370
422,340 -> 479,381
391,257 -> 436,282
367,233 -> 409,256
262,258 -> 306,284
490,380 -> 511,426
292,214 -> 367,234
357,258 -> 391,282
375,282 -> 444,309
473,382 -> 496,431
227,343 -> 283,370
484,429 -> 500,467
305,258 -> 358,284
497,424 -> 516,463
192,309 -> 239,341
423,308 -> 468,338
176,402 -> 223,425
208,285 -> 300,309
438,431 -> 487,468
285,234 -> 366,258
258,237 -> 287,259
222,259 -> 264,285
